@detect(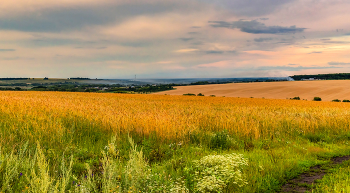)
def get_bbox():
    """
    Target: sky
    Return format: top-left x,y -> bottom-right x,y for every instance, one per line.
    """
0,0 -> 350,79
